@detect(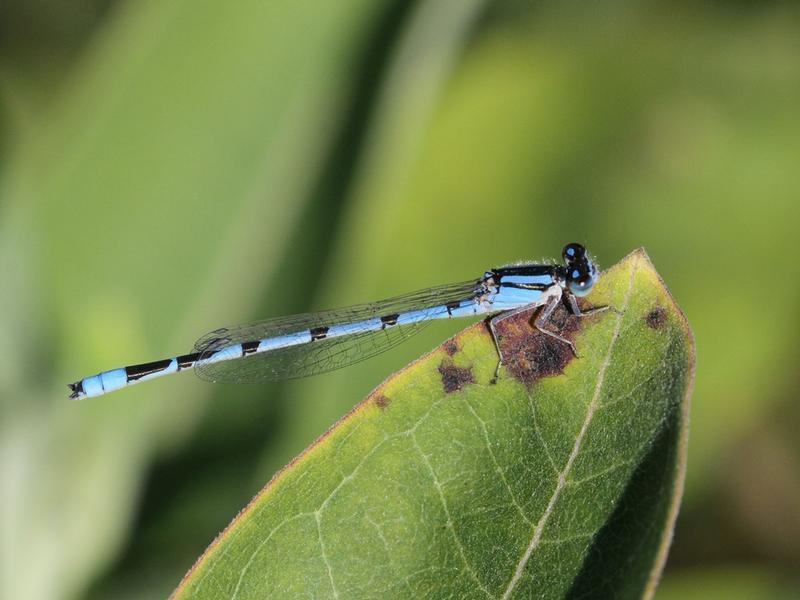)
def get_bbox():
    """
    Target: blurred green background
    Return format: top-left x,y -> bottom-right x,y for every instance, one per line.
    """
1,1 -> 799,598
